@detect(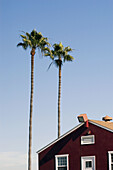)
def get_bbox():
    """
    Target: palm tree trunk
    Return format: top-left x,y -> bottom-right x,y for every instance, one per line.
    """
58,64 -> 61,138
28,48 -> 35,170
